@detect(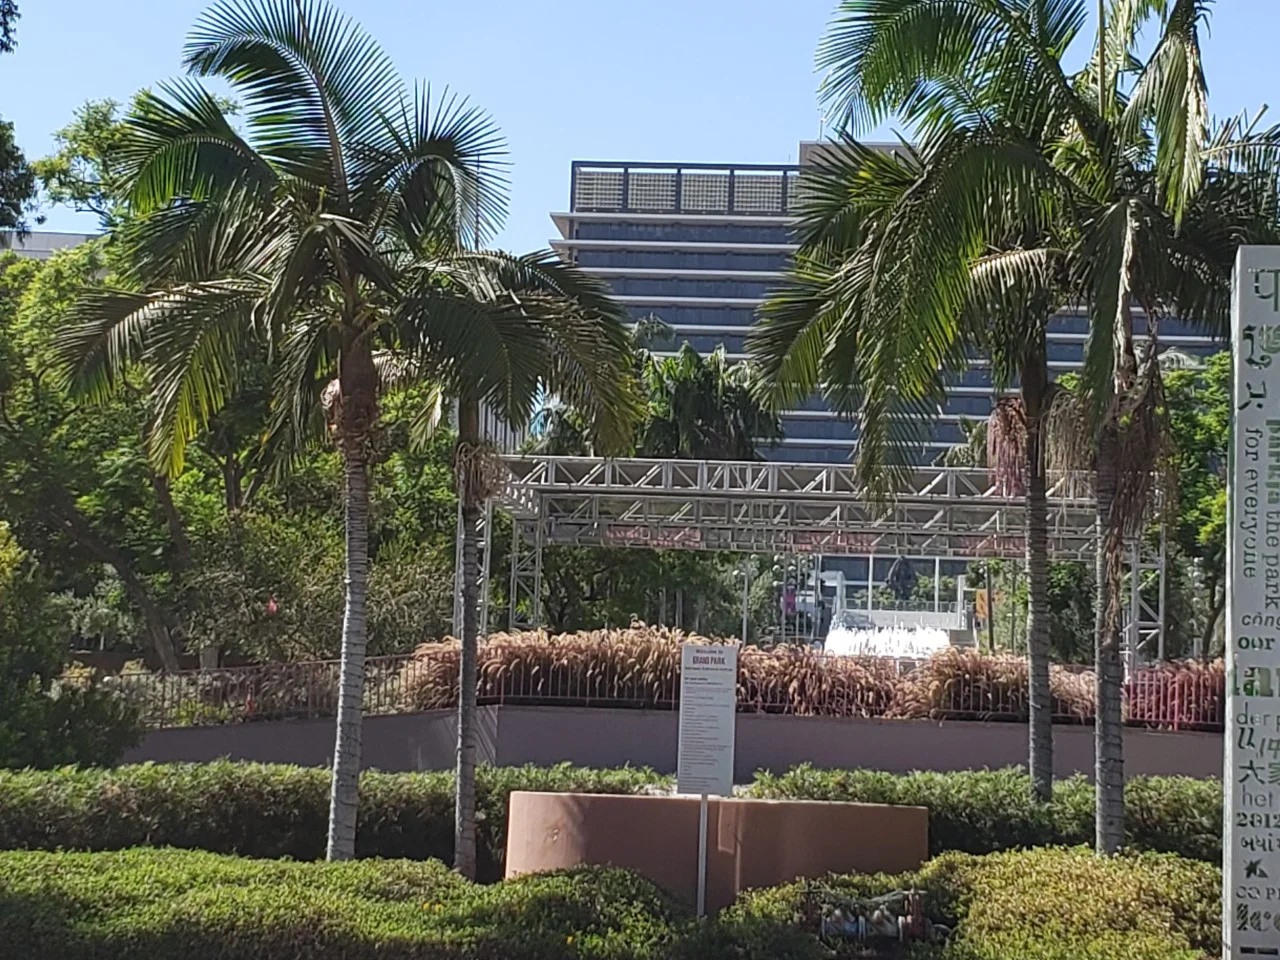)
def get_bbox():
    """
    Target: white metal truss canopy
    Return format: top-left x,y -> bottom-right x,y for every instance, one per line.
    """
458,455 -> 1167,660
